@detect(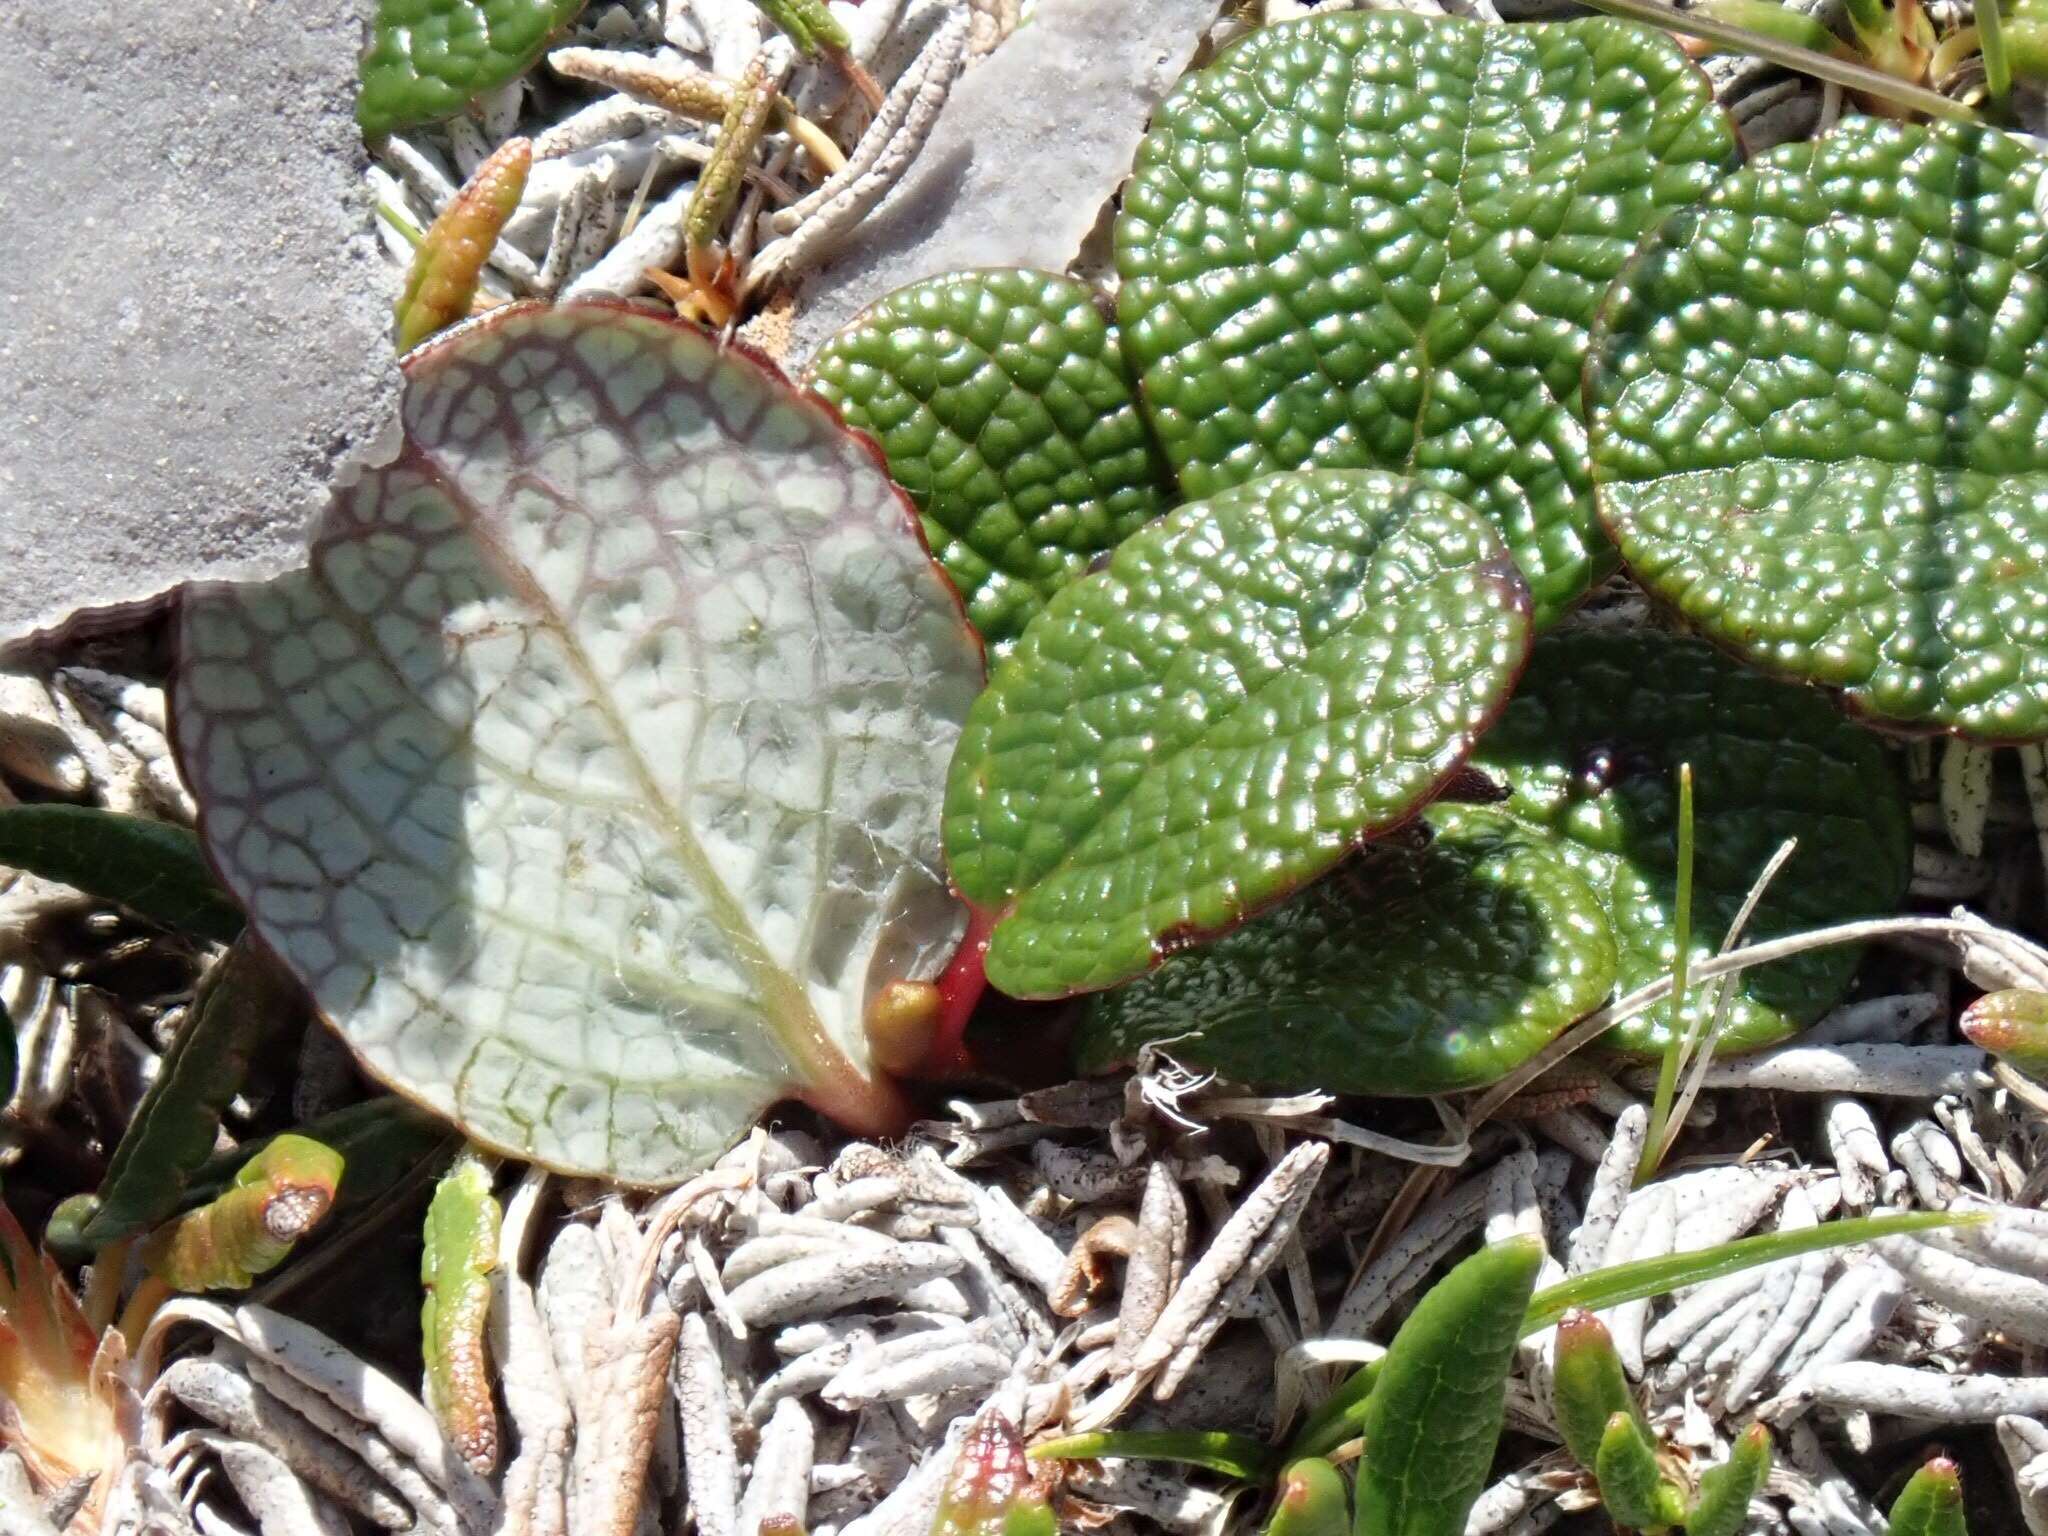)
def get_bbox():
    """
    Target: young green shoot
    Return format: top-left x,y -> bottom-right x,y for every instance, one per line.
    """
1842,0 -> 1895,53
1285,1359 -> 1381,1464
1980,0 -> 2014,101
1649,833 -> 1802,1176
375,198 -> 425,251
